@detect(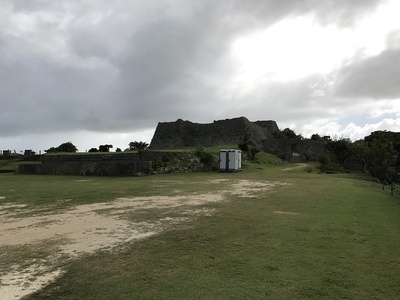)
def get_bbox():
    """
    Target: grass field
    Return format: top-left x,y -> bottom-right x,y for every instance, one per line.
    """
1,157 -> 400,299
